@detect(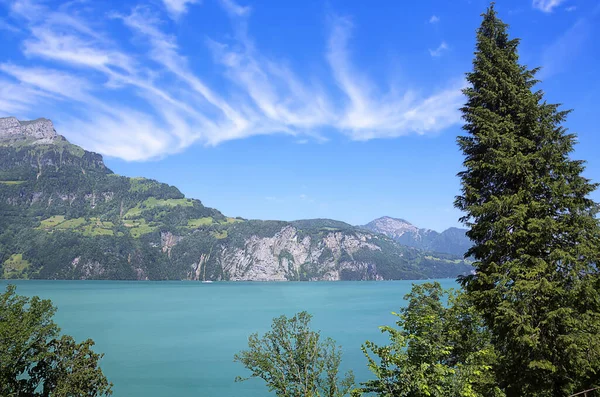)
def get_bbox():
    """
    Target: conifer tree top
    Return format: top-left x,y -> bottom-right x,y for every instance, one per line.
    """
456,4 -> 600,395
